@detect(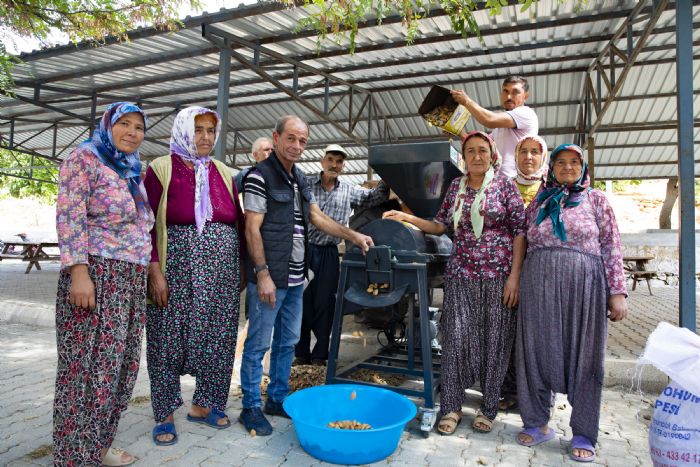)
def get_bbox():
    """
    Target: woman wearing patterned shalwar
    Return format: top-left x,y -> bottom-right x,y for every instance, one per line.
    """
54,102 -> 153,467
514,144 -> 628,463
143,107 -> 246,446
497,134 -> 550,412
383,131 -> 526,435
